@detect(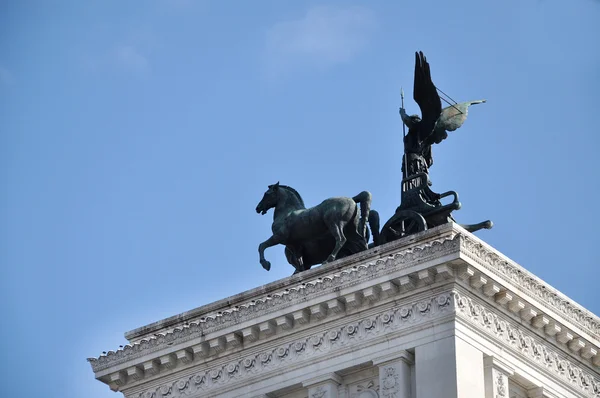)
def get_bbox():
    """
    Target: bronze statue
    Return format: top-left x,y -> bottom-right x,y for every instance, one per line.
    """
256,51 -> 493,274
399,51 -> 486,179
378,51 -> 492,243
256,183 -> 374,274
